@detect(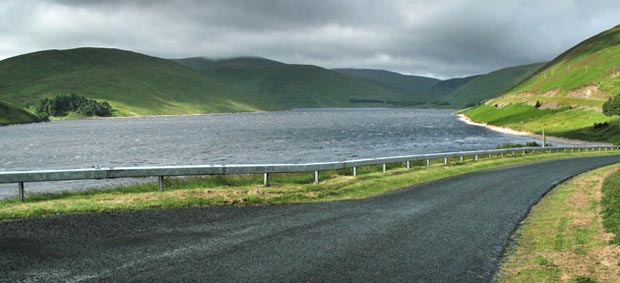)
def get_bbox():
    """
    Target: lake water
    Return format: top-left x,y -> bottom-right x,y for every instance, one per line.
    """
0,108 -> 540,198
